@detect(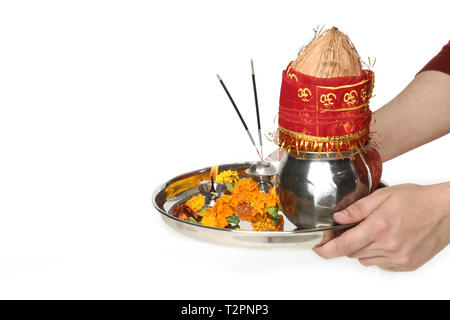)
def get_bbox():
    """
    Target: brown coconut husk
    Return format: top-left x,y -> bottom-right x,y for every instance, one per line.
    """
291,27 -> 363,78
